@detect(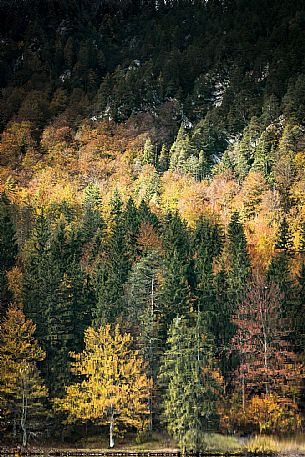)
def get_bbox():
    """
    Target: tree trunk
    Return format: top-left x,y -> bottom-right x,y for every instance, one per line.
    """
21,389 -> 28,447
242,373 -> 245,411
109,404 -> 115,448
